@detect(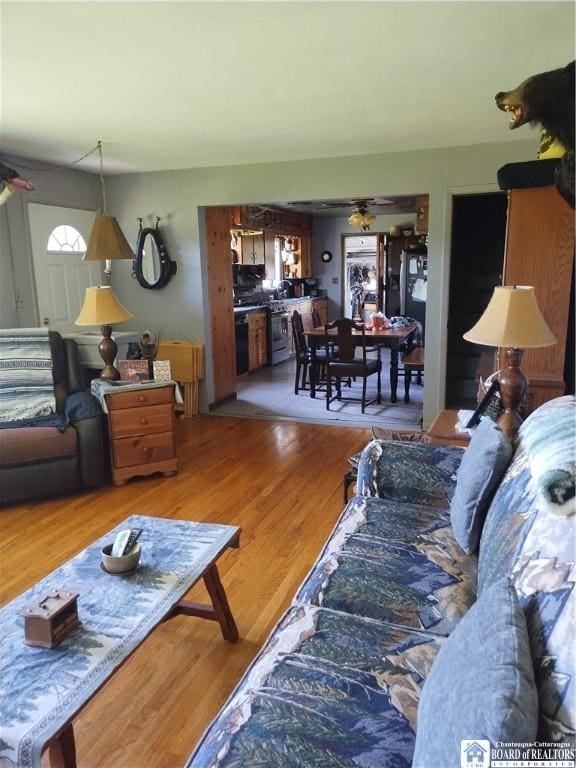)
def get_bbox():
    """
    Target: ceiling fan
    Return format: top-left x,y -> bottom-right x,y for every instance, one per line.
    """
287,197 -> 399,212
